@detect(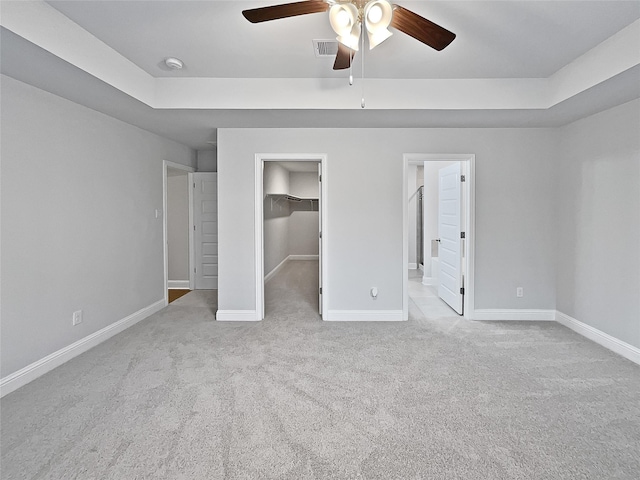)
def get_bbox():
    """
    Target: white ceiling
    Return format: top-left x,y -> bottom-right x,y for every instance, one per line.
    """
1,1 -> 639,150
47,0 -> 640,79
